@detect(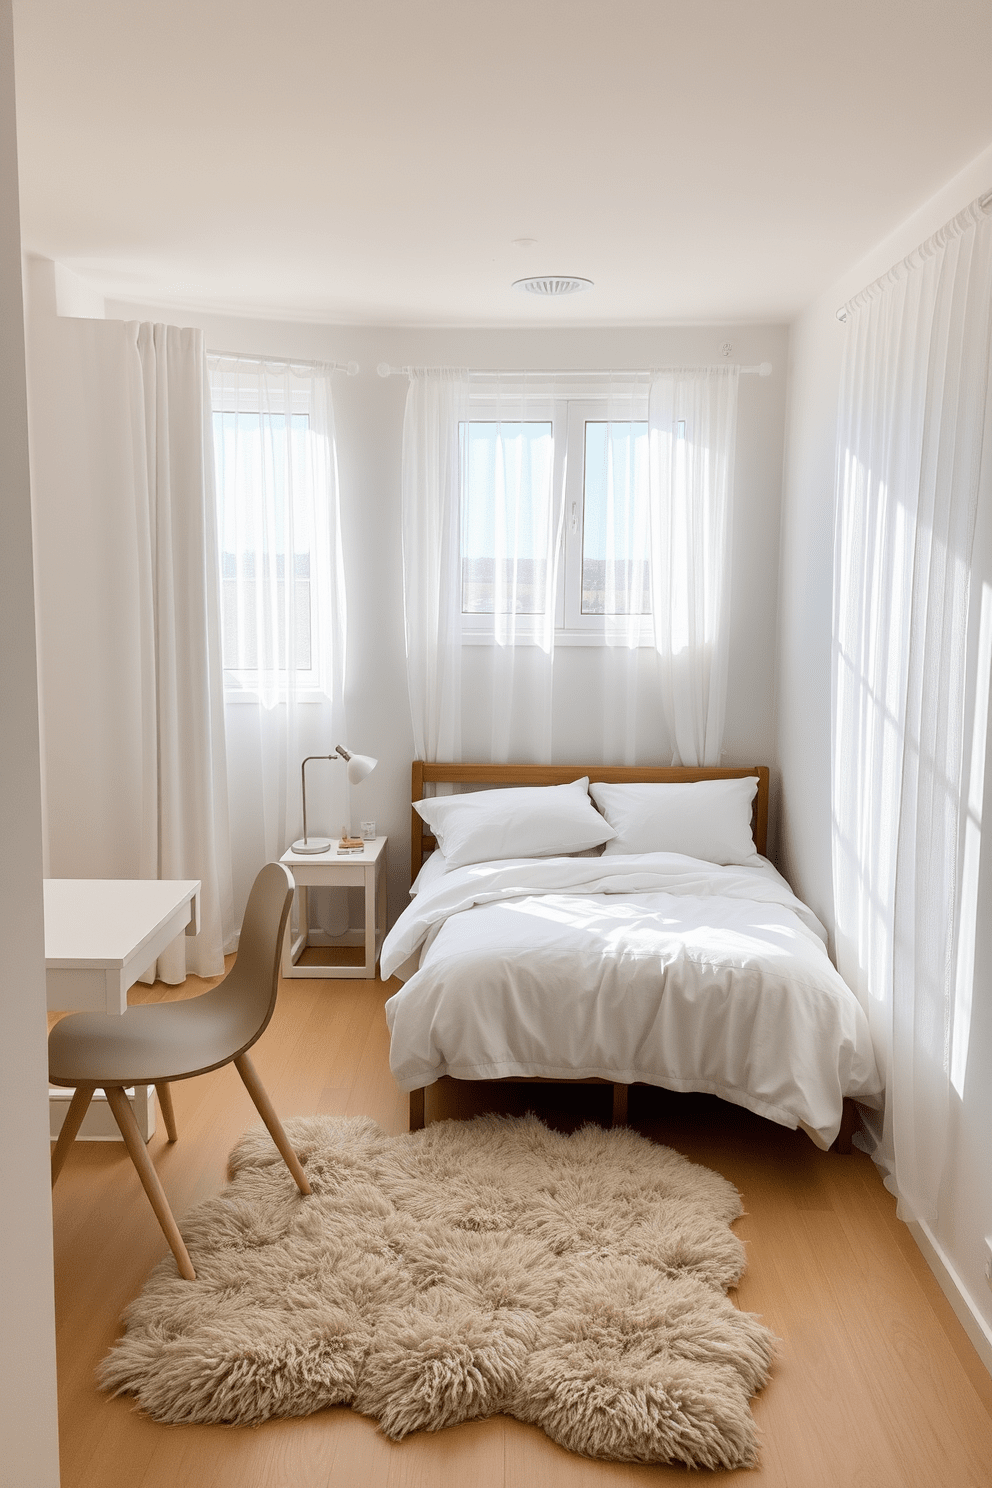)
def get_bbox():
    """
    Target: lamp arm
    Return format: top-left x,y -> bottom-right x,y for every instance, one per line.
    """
299,754 -> 339,846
